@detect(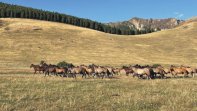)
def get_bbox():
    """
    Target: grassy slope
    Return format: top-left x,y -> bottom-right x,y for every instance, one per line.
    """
0,74 -> 197,111
0,18 -> 197,73
0,18 -> 197,111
